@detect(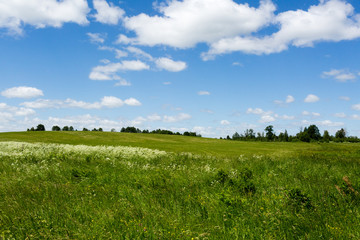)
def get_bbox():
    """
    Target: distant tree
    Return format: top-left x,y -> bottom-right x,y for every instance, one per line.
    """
36,124 -> 45,131
83,128 -> 89,131
62,126 -> 69,131
278,132 -> 285,142
265,125 -> 275,141
99,128 -> 103,132
323,130 -> 330,143
307,125 -> 321,141
226,135 -> 231,140
69,126 -> 74,131
92,128 -> 98,131
244,129 -> 255,139
52,126 -> 61,131
284,130 -> 289,142
335,128 -> 346,140
232,132 -> 240,140
111,128 -> 116,132
30,127 -> 35,131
